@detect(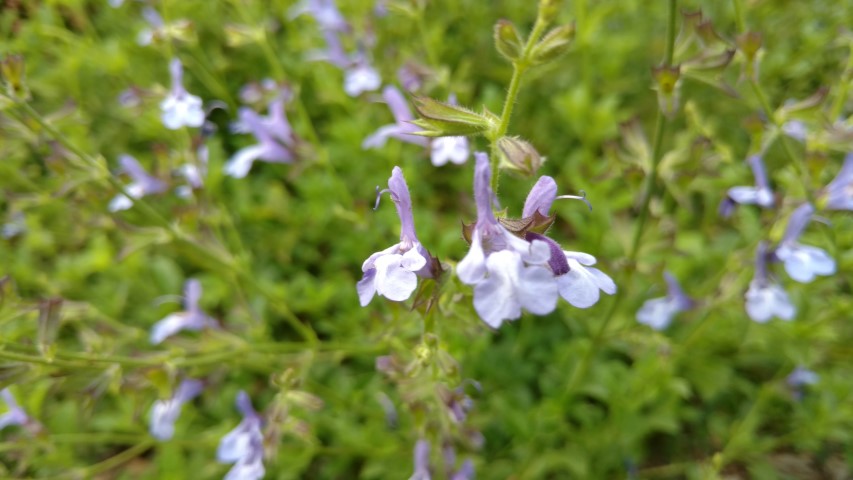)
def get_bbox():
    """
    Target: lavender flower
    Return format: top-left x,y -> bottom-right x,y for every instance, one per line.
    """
719,154 -> 774,218
150,279 -> 217,345
0,389 -> 29,431
109,154 -> 168,212
362,86 -> 470,166
344,57 -> 382,97
782,120 -> 808,142
288,0 -> 349,33
520,175 -> 617,309
410,439 -> 431,480
745,242 -> 795,323
787,366 -> 819,401
457,153 -> 558,328
450,460 -> 475,480
224,98 -> 296,178
358,167 -> 434,306
218,391 -> 265,480
636,272 -> 694,330
149,379 -> 204,440
823,152 -> 853,211
774,203 -> 836,283
160,59 -> 204,130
